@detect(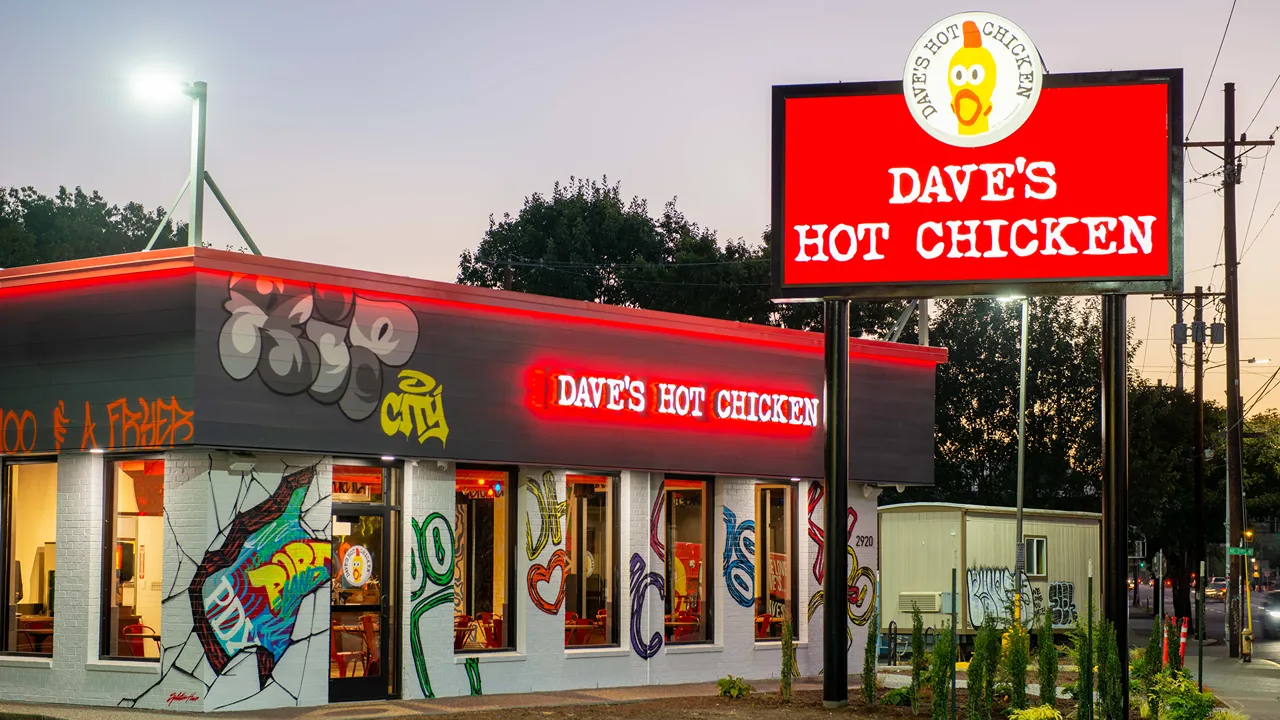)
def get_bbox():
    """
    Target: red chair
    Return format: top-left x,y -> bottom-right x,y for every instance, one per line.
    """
359,615 -> 381,675
17,620 -> 52,654
755,614 -> 774,639
672,611 -> 699,642
454,614 -> 472,651
330,621 -> 363,677
477,612 -> 504,648
592,609 -> 608,643
121,624 -> 157,658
